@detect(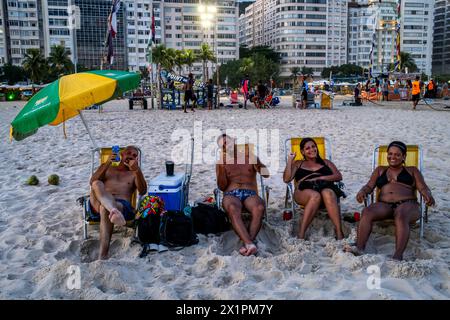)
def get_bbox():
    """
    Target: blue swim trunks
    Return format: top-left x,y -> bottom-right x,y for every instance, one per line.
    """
224,189 -> 257,202
89,198 -> 135,221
